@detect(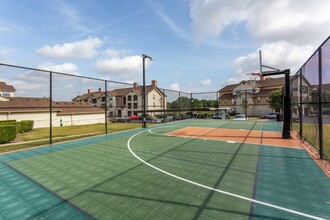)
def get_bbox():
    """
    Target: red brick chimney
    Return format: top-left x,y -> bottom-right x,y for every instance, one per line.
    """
151,80 -> 158,87
98,88 -> 103,92
87,89 -> 92,93
133,82 -> 138,88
